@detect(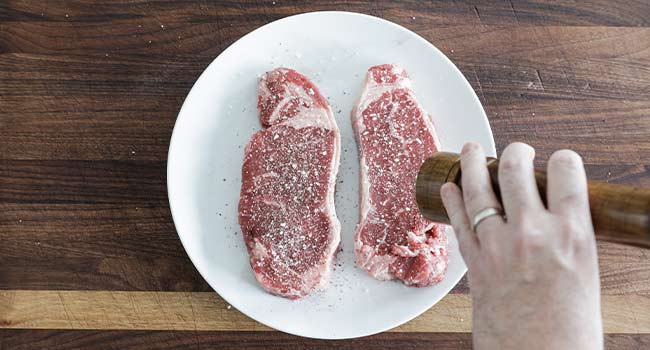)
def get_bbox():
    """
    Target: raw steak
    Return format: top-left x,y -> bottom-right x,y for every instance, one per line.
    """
239,68 -> 341,299
352,64 -> 448,287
